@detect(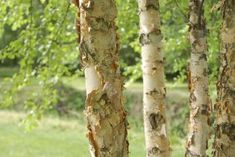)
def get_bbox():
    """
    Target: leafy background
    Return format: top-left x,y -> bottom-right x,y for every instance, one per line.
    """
0,0 -> 221,156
